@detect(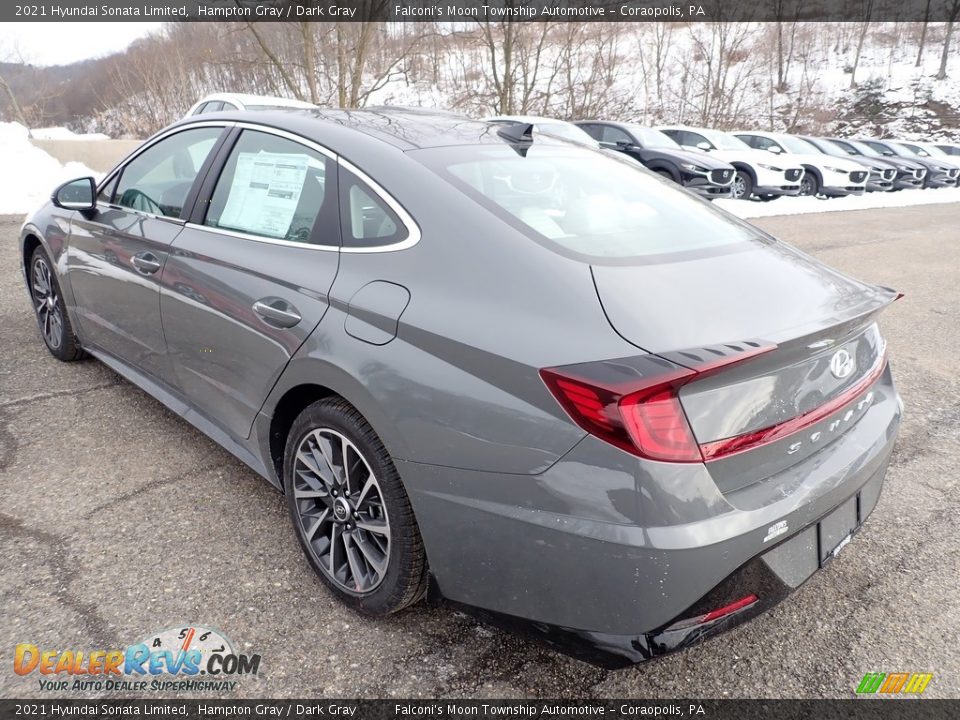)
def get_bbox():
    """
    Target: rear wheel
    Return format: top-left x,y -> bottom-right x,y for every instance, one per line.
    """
730,170 -> 753,199
283,397 -> 428,615
29,247 -> 84,362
